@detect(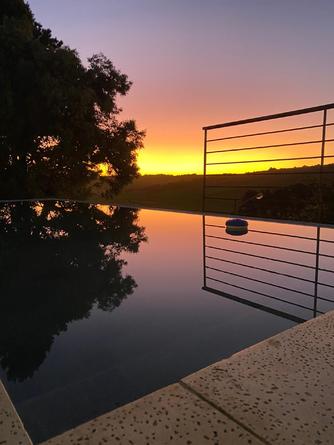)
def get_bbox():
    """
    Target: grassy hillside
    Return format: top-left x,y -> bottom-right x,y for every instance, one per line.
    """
90,164 -> 334,214
113,174 -> 203,211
